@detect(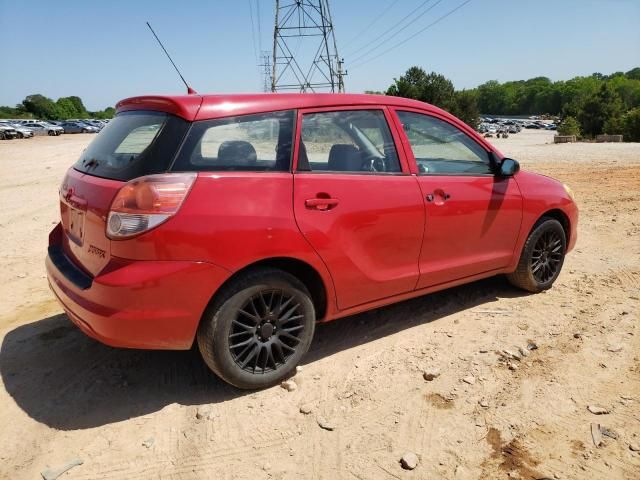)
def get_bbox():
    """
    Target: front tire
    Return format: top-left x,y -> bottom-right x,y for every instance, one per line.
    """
197,268 -> 316,389
507,217 -> 566,292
